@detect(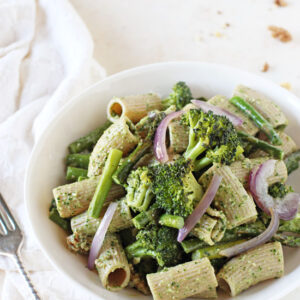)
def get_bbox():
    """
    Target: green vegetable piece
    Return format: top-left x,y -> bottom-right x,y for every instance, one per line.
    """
162,81 -> 193,110
180,238 -> 207,254
159,214 -> 184,229
66,167 -> 88,182
66,153 -> 91,169
68,120 -> 112,153
182,109 -> 243,171
125,225 -> 183,267
77,176 -> 88,181
284,150 -> 300,174
49,207 -> 71,233
191,239 -> 246,260
279,213 -> 300,234
268,182 -> 293,199
88,149 -> 123,218
237,131 -> 284,159
229,96 -> 282,145
274,233 -> 300,247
